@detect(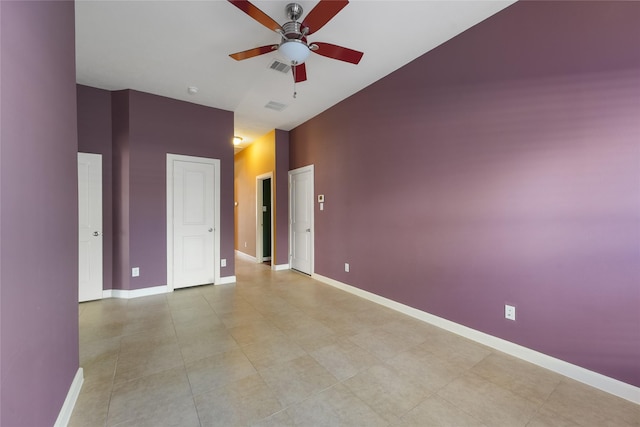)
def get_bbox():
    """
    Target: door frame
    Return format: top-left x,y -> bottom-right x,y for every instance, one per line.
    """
256,172 -> 274,264
166,154 -> 220,291
288,164 -> 314,275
